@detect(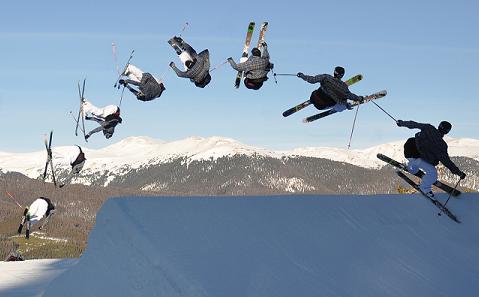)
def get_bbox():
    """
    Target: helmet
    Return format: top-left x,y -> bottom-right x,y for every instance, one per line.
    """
334,66 -> 345,79
251,48 -> 261,57
438,121 -> 452,134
